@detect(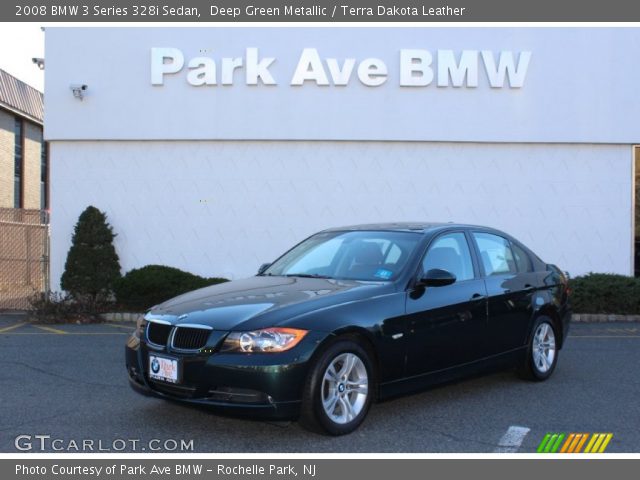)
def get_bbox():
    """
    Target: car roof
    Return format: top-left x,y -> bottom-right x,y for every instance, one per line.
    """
321,222 -> 486,233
